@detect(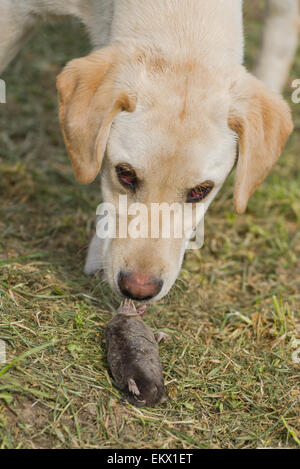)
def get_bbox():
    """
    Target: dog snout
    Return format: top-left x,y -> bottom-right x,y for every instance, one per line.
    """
118,272 -> 163,301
